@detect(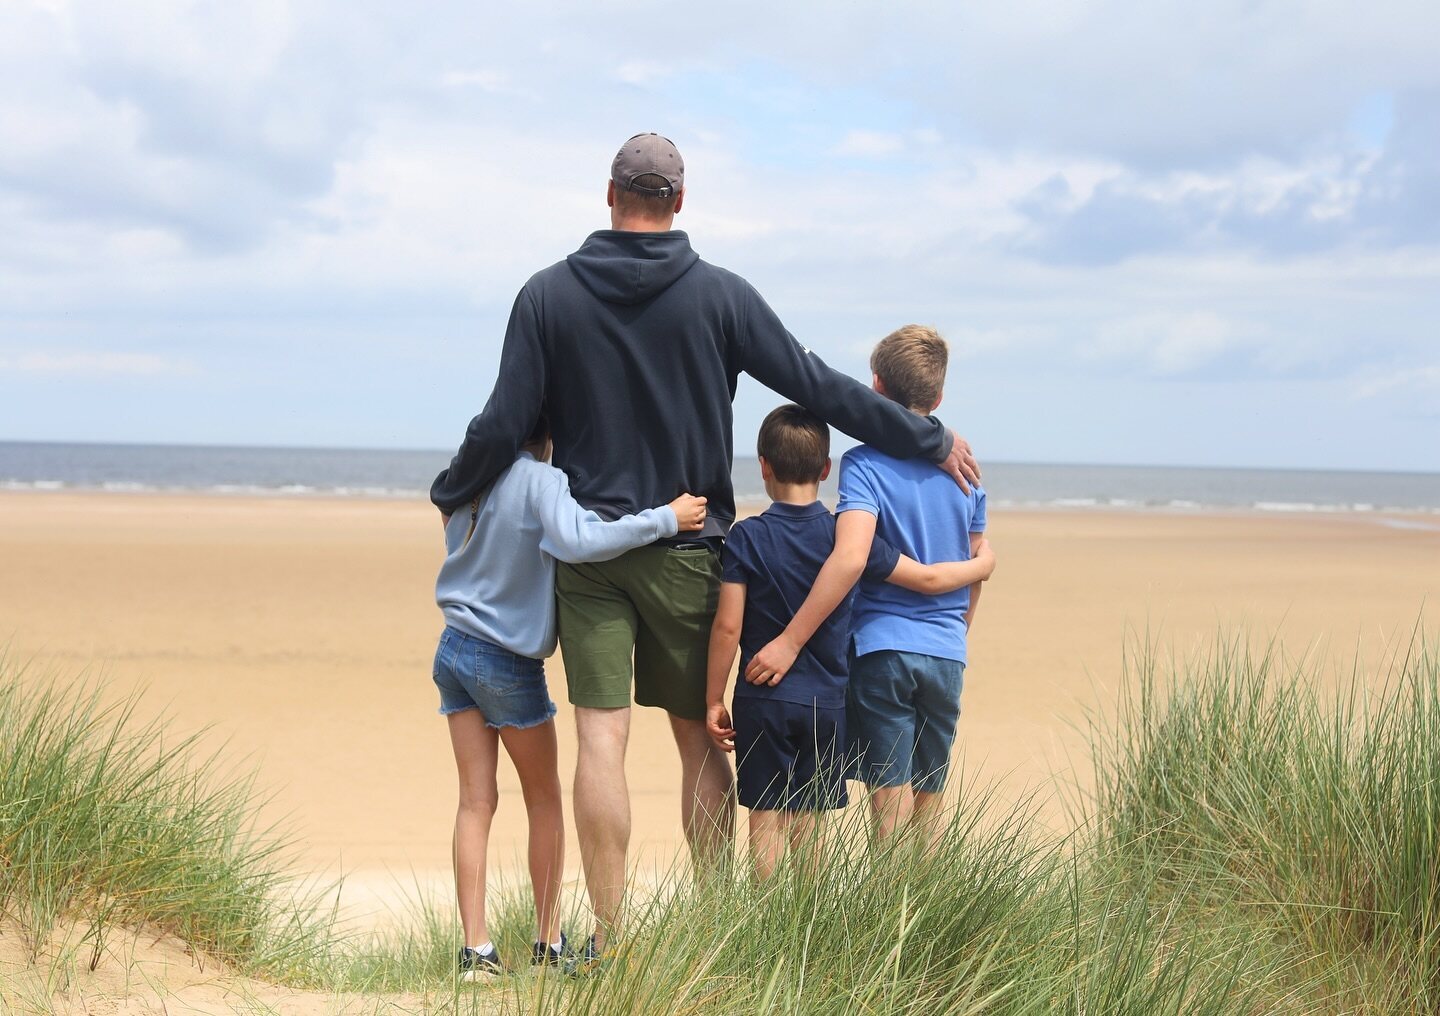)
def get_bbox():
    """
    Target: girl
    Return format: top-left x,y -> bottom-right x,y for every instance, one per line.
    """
433,412 -> 706,978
